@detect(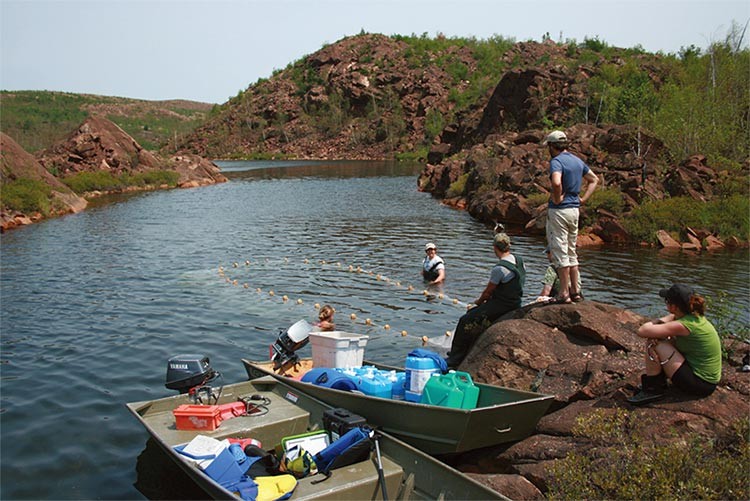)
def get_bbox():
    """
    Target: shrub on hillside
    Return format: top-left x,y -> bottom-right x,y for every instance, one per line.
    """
446,173 -> 469,198
582,187 -> 625,226
623,195 -> 749,243
548,409 -> 750,500
62,171 -> 124,193
62,169 -> 180,193
0,178 -> 52,214
525,192 -> 549,207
